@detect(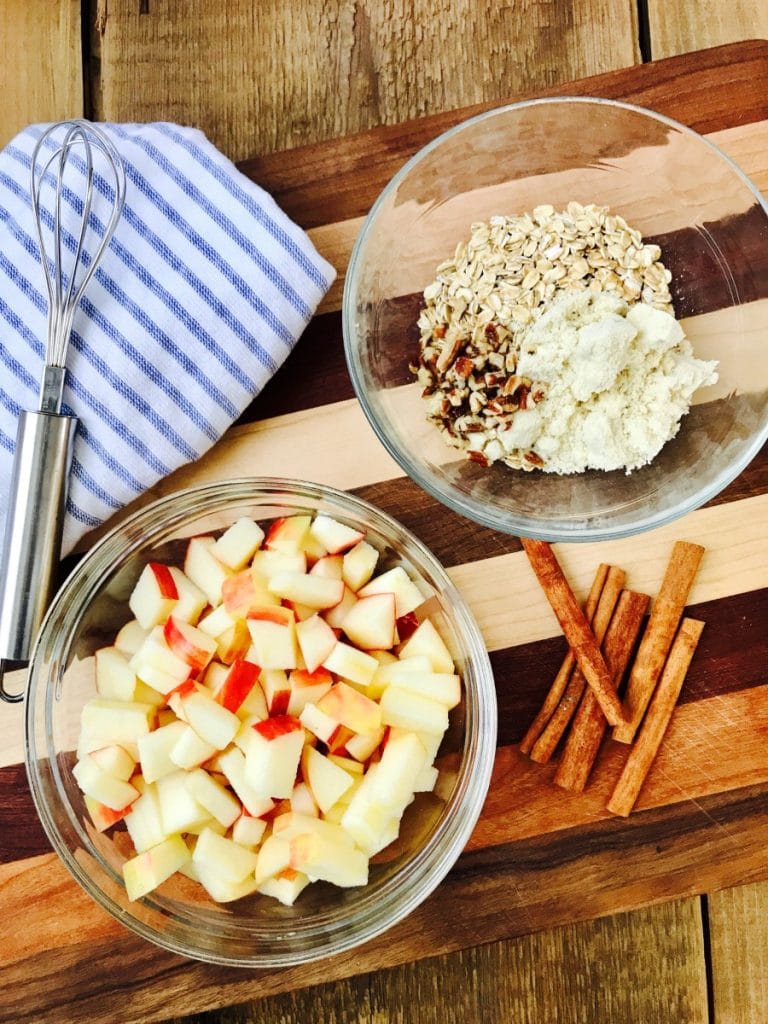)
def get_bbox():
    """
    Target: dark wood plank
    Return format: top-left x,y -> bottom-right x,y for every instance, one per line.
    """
3,781 -> 763,1024
241,41 -> 768,229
